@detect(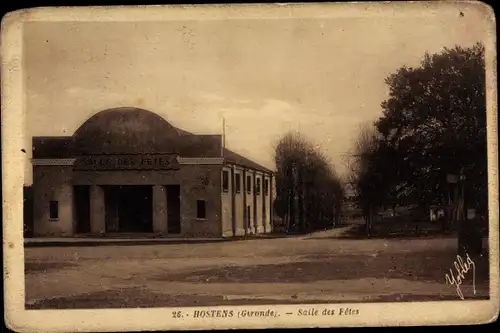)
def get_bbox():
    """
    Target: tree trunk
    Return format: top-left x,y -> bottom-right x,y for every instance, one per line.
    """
298,194 -> 304,233
289,189 -> 295,233
285,198 -> 290,233
365,206 -> 372,237
335,203 -> 341,227
369,206 -> 373,236
441,208 -> 448,233
366,213 -> 372,237
298,183 -> 305,232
